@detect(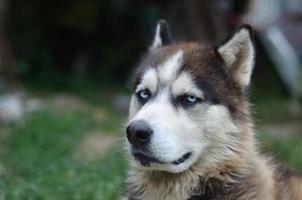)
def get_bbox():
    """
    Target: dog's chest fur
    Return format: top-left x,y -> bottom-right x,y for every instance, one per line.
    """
127,175 -> 246,200
126,159 -> 302,200
126,162 -> 264,200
